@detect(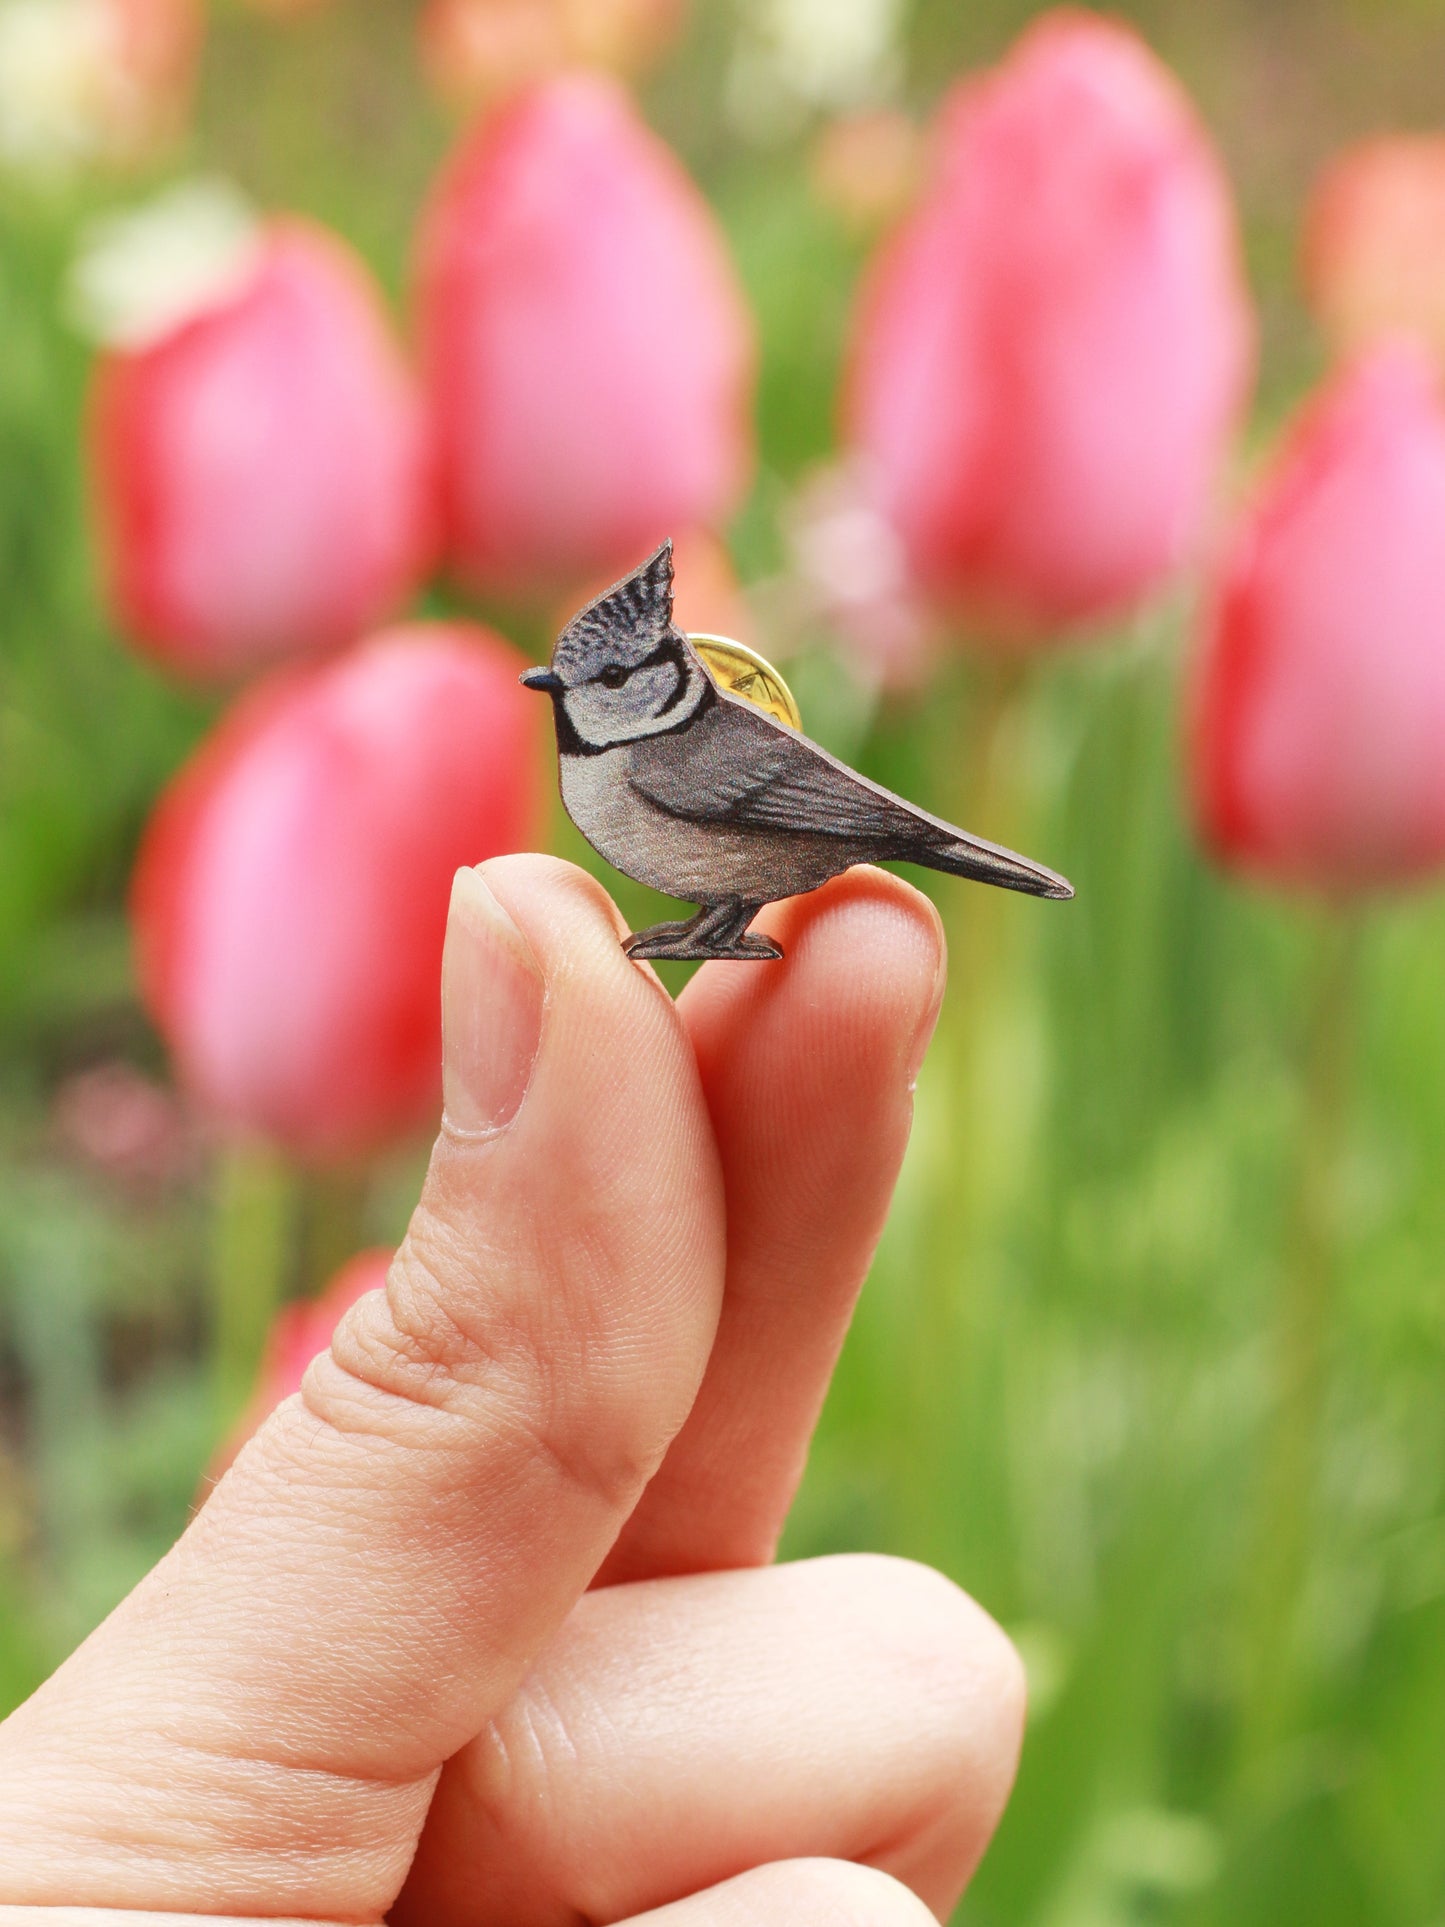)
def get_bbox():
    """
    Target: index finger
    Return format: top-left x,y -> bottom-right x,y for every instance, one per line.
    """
600,866 -> 945,1585
0,857 -> 726,1921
